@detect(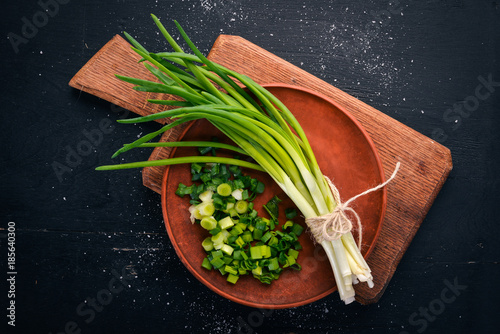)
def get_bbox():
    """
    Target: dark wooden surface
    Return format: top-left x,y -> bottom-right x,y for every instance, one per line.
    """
1,1 -> 499,333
